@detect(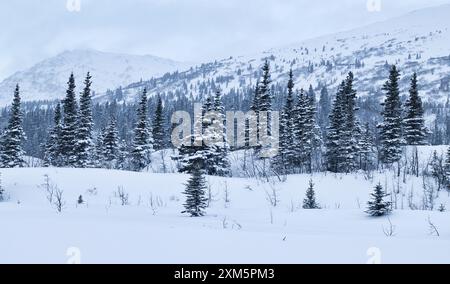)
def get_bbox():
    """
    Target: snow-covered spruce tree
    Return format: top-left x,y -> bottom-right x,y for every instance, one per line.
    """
93,128 -> 106,168
358,123 -> 376,171
318,86 -> 331,137
292,89 -> 308,168
174,93 -> 230,176
44,103 -> 63,167
248,61 -> 273,156
325,73 -> 361,173
248,82 -> 261,150
75,72 -> 95,168
342,72 -> 361,171
130,89 -> 153,171
209,90 -> 231,176
379,65 -> 403,165
259,60 -> 273,113
446,146 -> 450,190
182,161 -> 208,217
326,81 -> 347,172
303,179 -> 320,209
60,73 -> 79,167
152,95 -> 165,151
276,70 -> 297,173
404,73 -> 427,145
0,85 -> 26,168
0,173 -> 4,202
430,151 -> 447,191
102,117 -> 120,169
366,183 -> 392,217
293,89 -> 322,173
